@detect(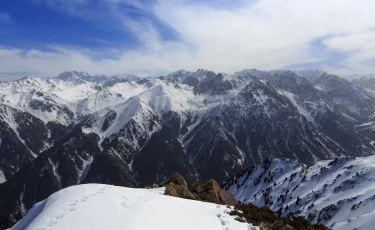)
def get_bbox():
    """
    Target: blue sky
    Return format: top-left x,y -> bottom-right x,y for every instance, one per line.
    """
0,0 -> 375,79
0,1 -> 152,51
